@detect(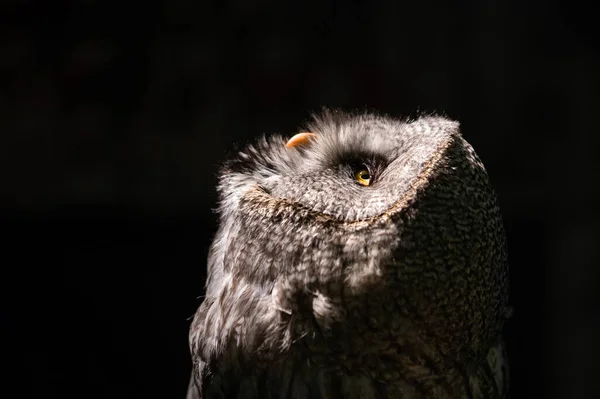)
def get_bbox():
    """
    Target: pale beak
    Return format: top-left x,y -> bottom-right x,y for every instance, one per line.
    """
285,132 -> 317,148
